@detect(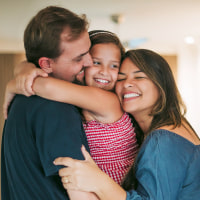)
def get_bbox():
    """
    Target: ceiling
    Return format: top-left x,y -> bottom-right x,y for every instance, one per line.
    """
1,0 -> 200,54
